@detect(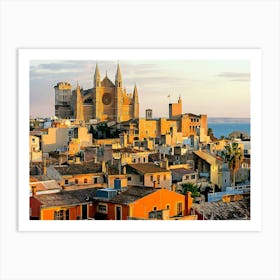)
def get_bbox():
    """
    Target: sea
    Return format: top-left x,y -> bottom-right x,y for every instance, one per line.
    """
208,122 -> 250,139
